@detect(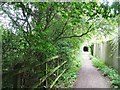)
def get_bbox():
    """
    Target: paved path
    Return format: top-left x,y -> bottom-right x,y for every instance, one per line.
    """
74,52 -> 111,88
